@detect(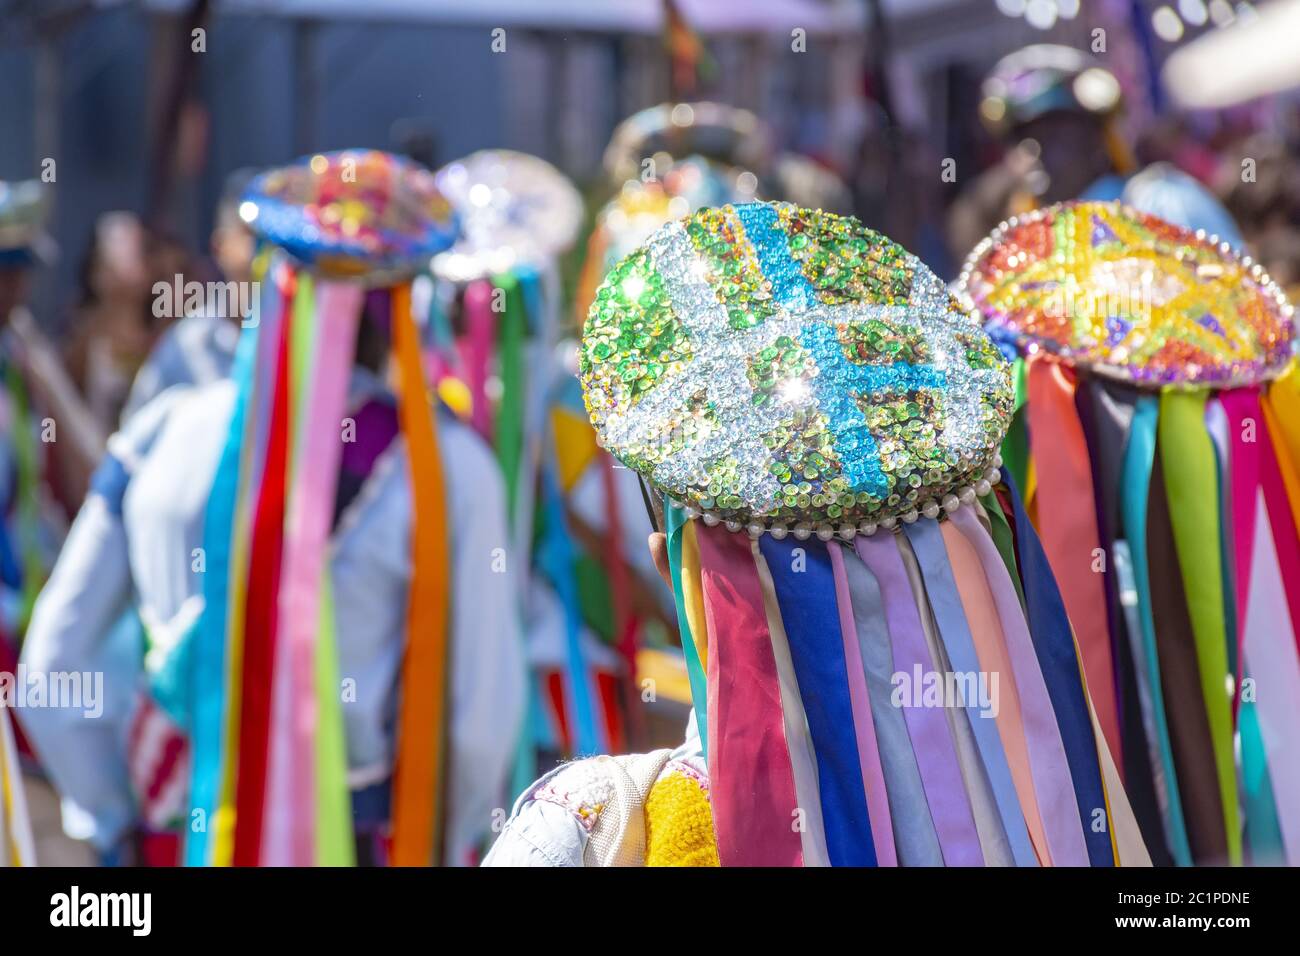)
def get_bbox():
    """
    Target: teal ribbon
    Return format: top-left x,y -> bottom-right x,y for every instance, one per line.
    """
664,502 -> 708,762
1119,396 -> 1193,866
184,320 -> 259,866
